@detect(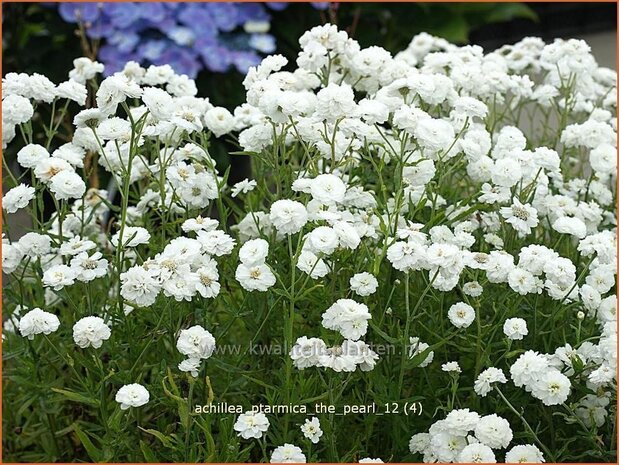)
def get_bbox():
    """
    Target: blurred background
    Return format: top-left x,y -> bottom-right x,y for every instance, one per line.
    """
3,2 -> 617,107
